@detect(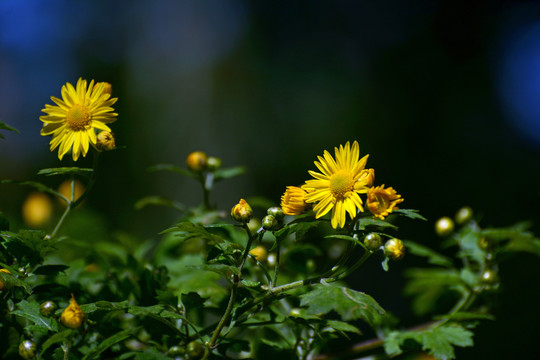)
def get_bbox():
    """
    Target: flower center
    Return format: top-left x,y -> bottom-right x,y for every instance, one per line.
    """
329,170 -> 355,198
66,104 -> 91,131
